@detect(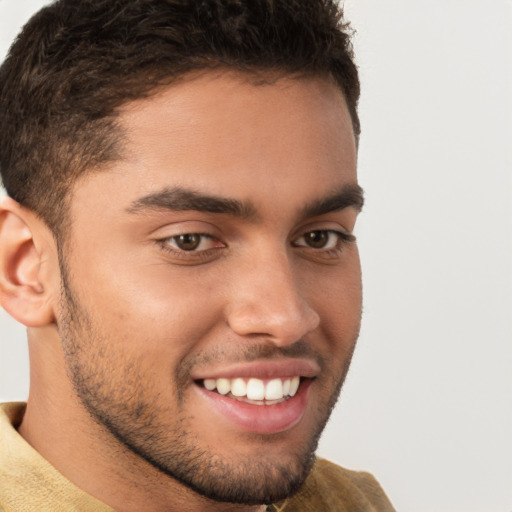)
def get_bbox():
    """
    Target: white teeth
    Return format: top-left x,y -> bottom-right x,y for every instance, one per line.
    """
265,378 -> 283,400
246,378 -> 265,400
204,379 -> 216,391
216,378 -> 231,395
289,376 -> 300,397
231,378 -> 247,397
202,376 -> 302,401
